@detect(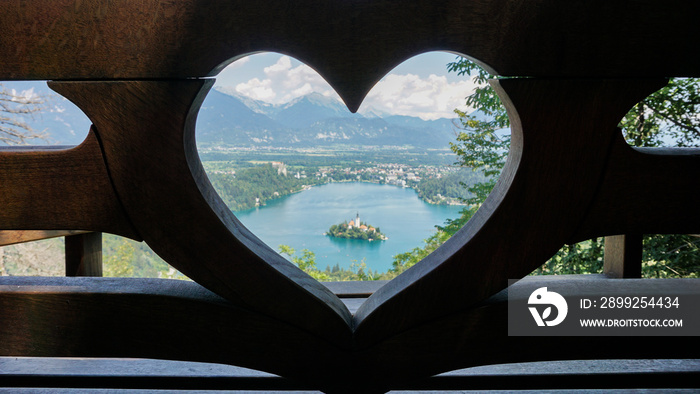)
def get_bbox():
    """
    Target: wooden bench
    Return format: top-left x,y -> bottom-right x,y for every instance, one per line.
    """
1,1 -> 699,392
